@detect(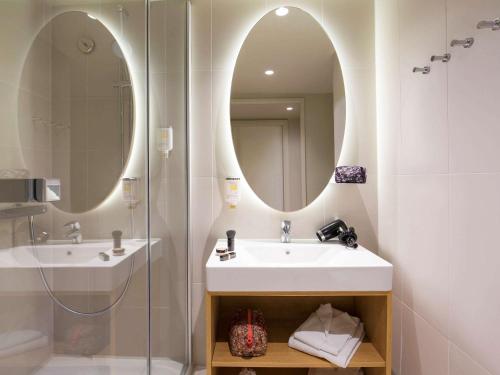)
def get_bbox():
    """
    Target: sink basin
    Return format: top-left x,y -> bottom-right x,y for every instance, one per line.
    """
4,239 -> 160,269
206,239 -> 393,292
0,239 -> 161,292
